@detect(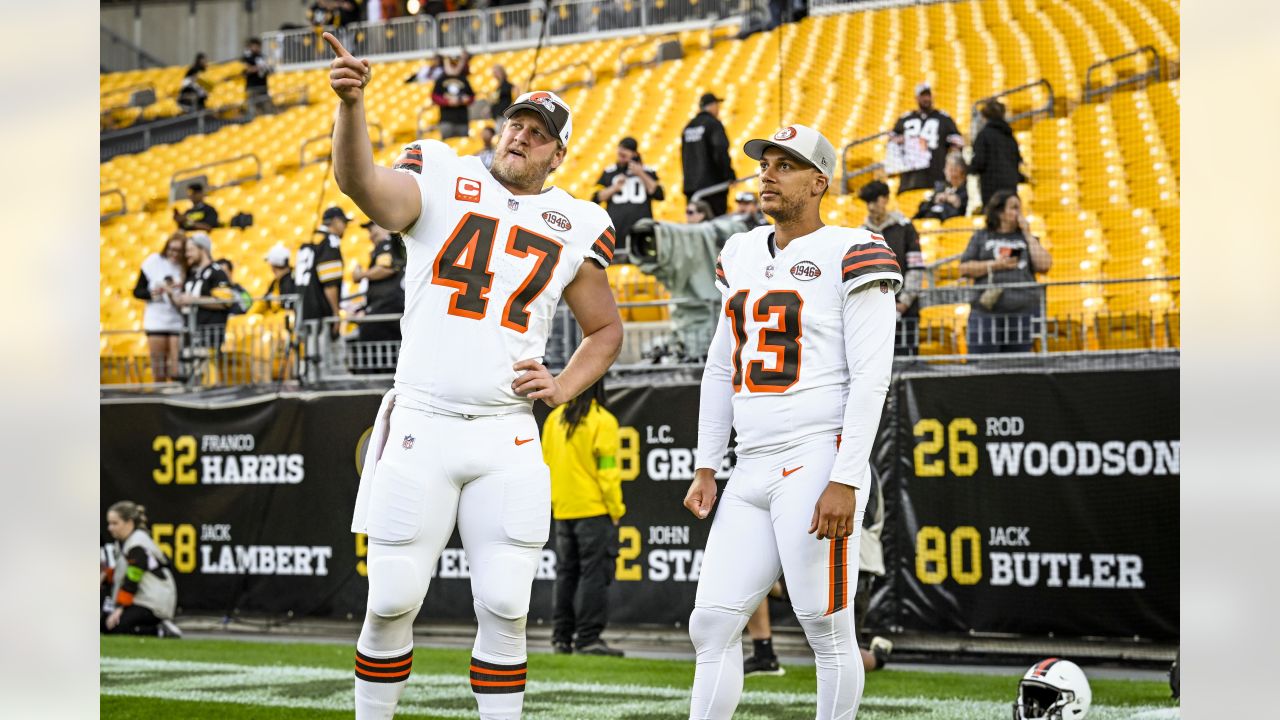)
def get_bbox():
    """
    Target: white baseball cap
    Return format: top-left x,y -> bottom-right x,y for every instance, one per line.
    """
744,125 -> 838,179
503,91 -> 573,146
265,242 -> 291,268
